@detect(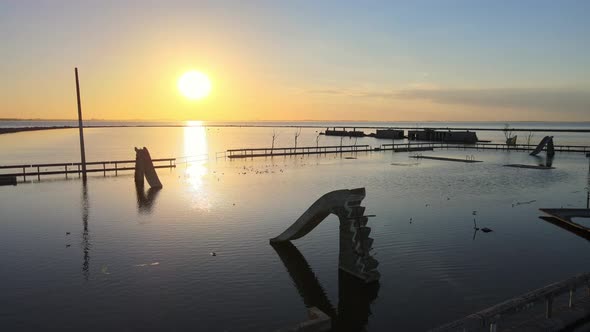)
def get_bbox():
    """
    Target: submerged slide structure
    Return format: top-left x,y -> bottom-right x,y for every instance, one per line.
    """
134,147 -> 163,188
530,136 -> 555,157
270,188 -> 379,283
